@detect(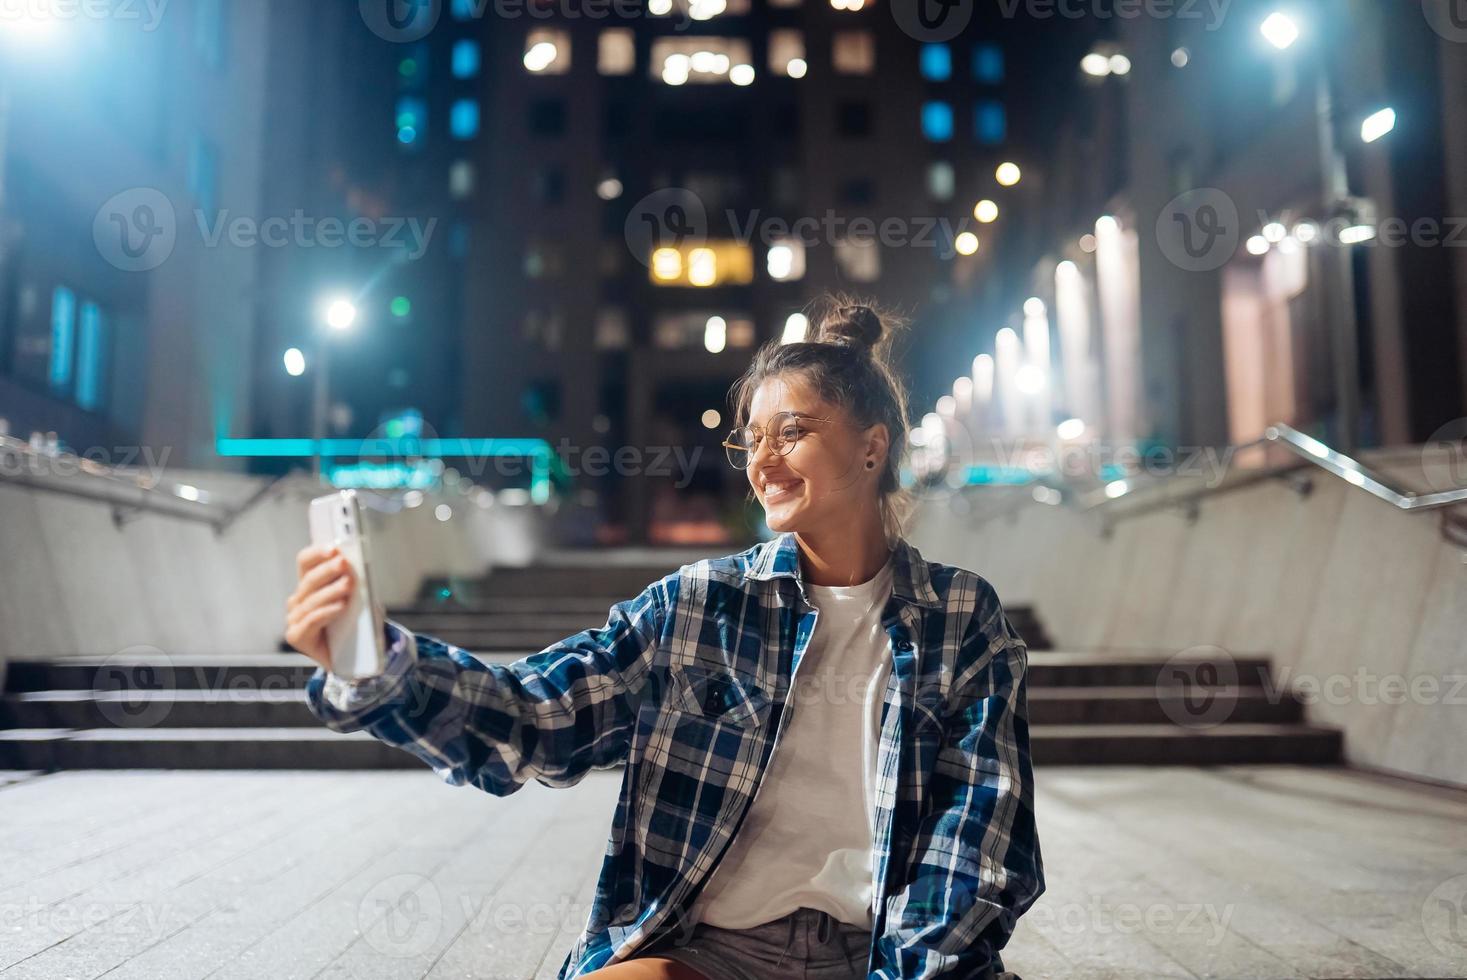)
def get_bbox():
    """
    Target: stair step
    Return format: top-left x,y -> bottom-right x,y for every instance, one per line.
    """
0,689 -> 318,728
1029,723 -> 1342,765
1028,686 -> 1303,725
0,722 -> 1341,769
0,728 -> 422,769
